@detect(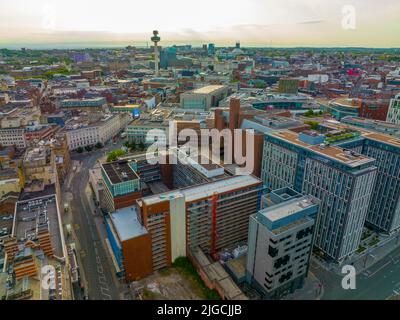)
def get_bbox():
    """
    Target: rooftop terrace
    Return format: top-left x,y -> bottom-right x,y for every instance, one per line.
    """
270,130 -> 375,168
